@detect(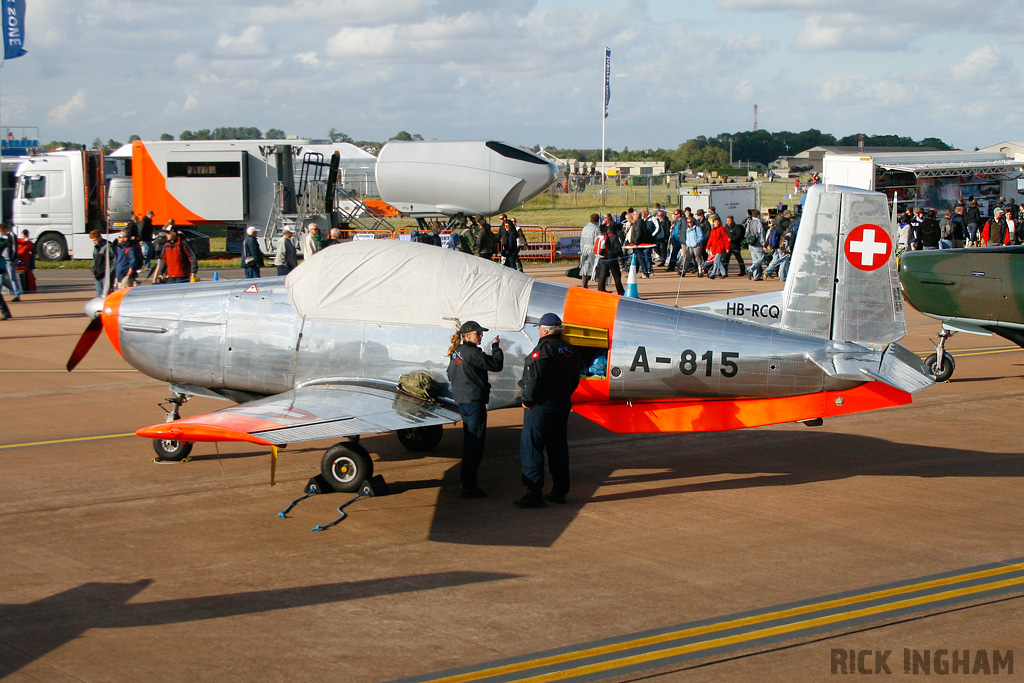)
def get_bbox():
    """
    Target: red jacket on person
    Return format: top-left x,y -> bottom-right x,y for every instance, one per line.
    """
706,225 -> 730,256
